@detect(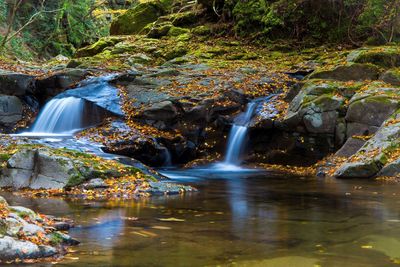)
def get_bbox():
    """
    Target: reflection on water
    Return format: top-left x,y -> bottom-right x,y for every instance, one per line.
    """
3,169 -> 400,267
